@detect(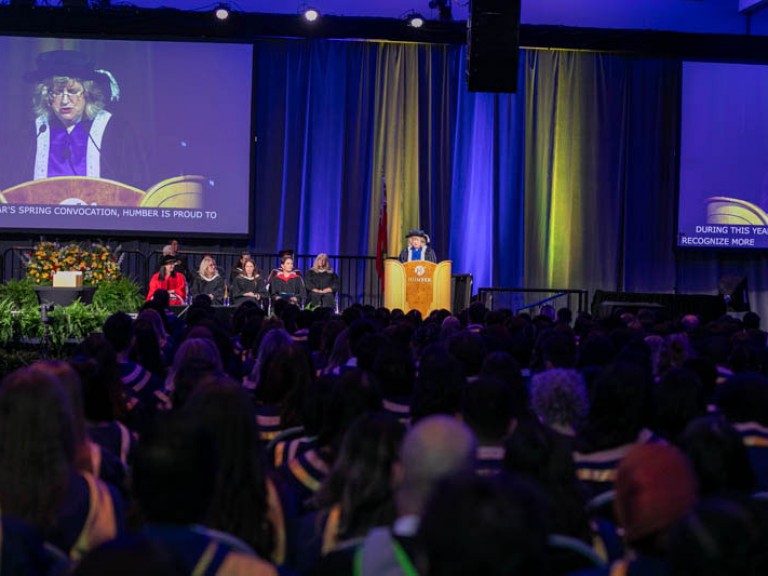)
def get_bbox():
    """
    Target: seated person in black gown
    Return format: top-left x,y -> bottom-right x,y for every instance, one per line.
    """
398,229 -> 437,263
268,255 -> 306,306
229,250 -> 251,285
304,253 -> 340,309
230,257 -> 268,307
189,256 -> 226,305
